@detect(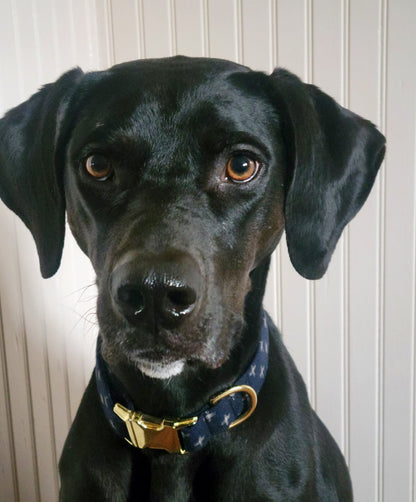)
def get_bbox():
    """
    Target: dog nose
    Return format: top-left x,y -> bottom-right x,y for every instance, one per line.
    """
110,252 -> 202,327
